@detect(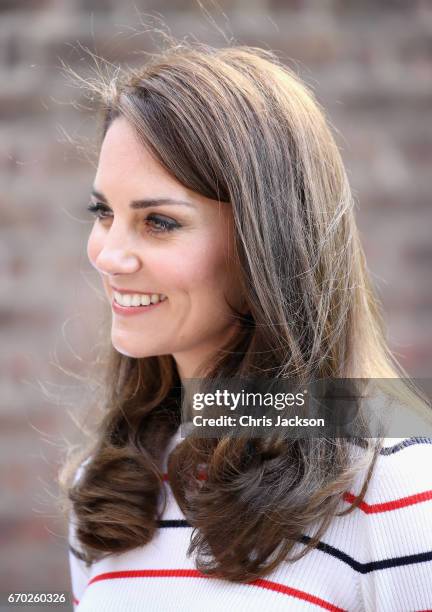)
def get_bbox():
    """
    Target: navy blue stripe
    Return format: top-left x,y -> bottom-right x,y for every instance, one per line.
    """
378,437 -> 432,455
69,544 -> 87,563
157,519 -> 190,528
157,521 -> 432,574
299,535 -> 432,573
349,437 -> 432,454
